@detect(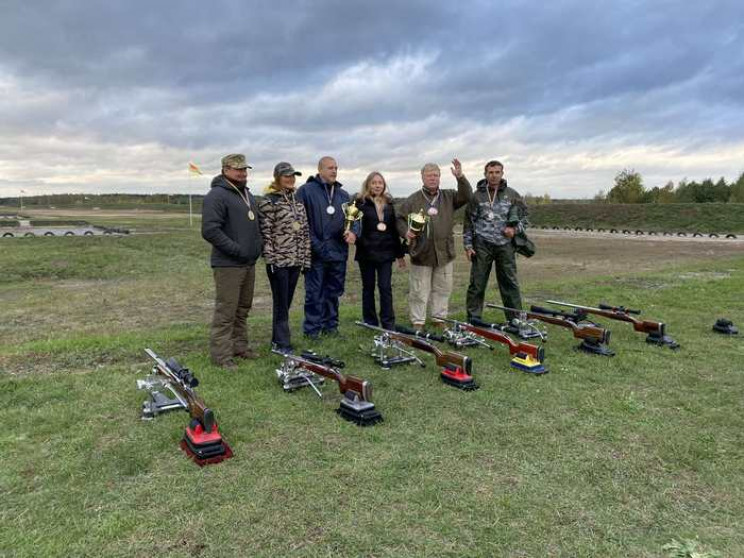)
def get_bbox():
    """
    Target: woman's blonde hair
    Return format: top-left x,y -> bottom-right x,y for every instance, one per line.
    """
360,171 -> 391,202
